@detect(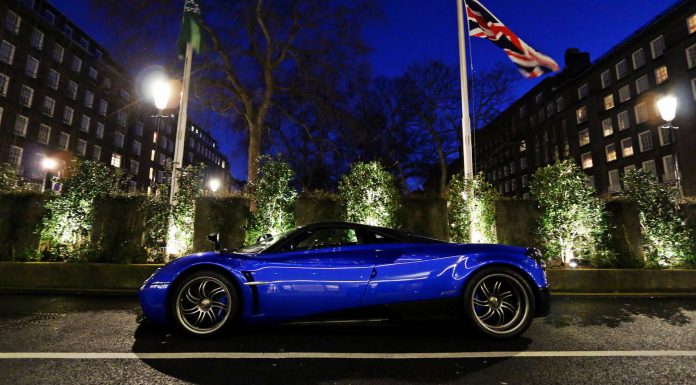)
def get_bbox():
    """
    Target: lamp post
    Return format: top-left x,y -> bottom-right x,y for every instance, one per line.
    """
656,95 -> 682,201
40,157 -> 58,193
